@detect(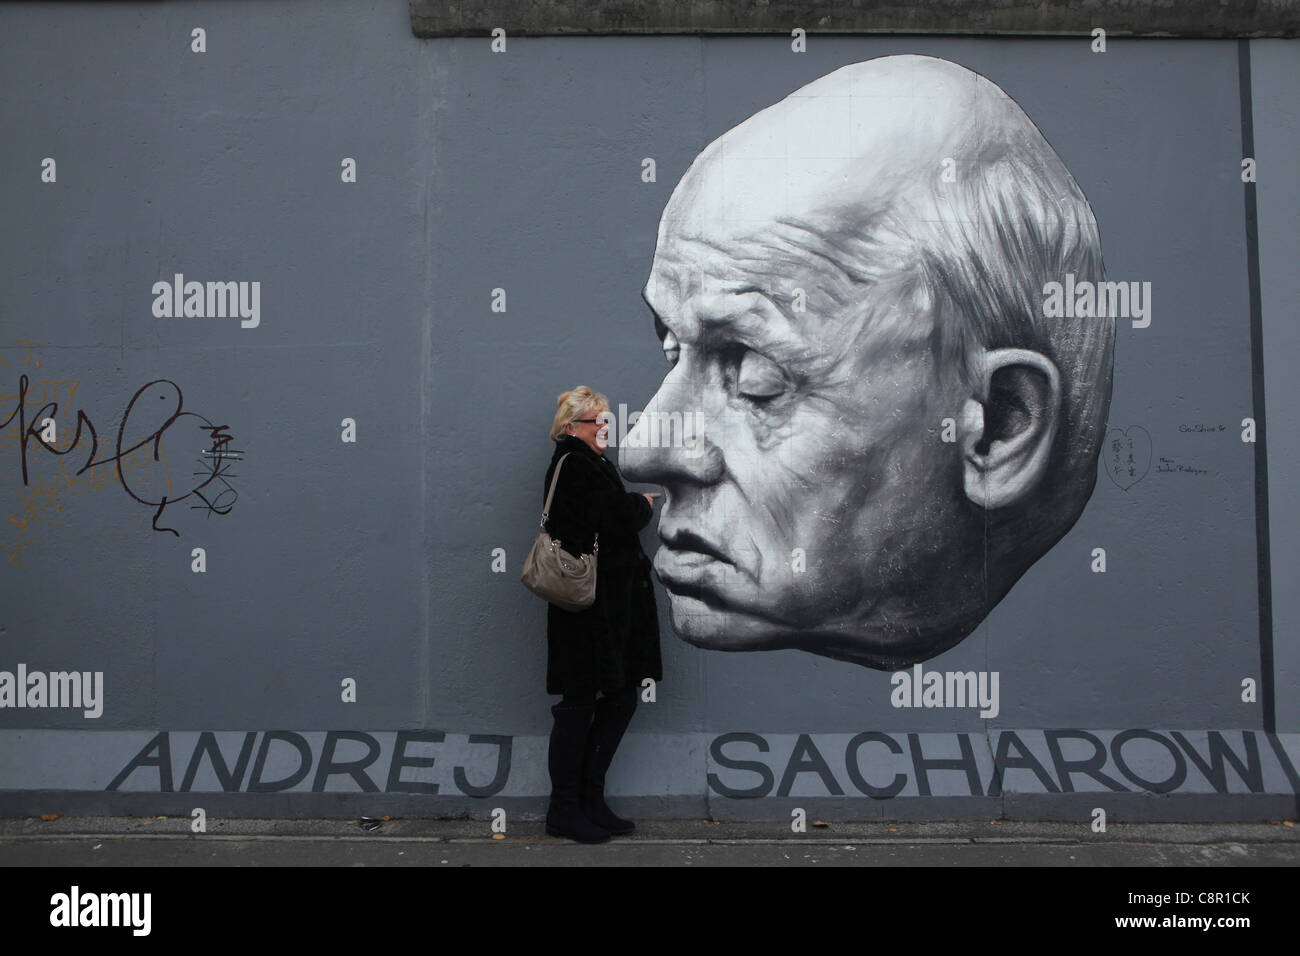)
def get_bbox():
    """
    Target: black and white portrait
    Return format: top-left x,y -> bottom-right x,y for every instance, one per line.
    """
619,54 -> 1115,670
